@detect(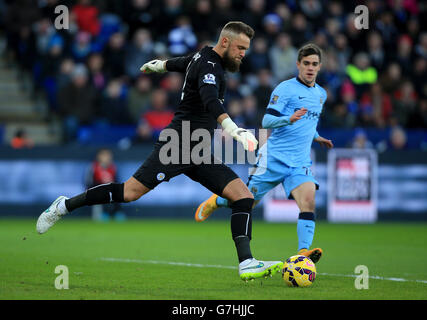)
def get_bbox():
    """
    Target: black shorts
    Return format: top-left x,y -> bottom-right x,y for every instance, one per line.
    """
133,145 -> 239,196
